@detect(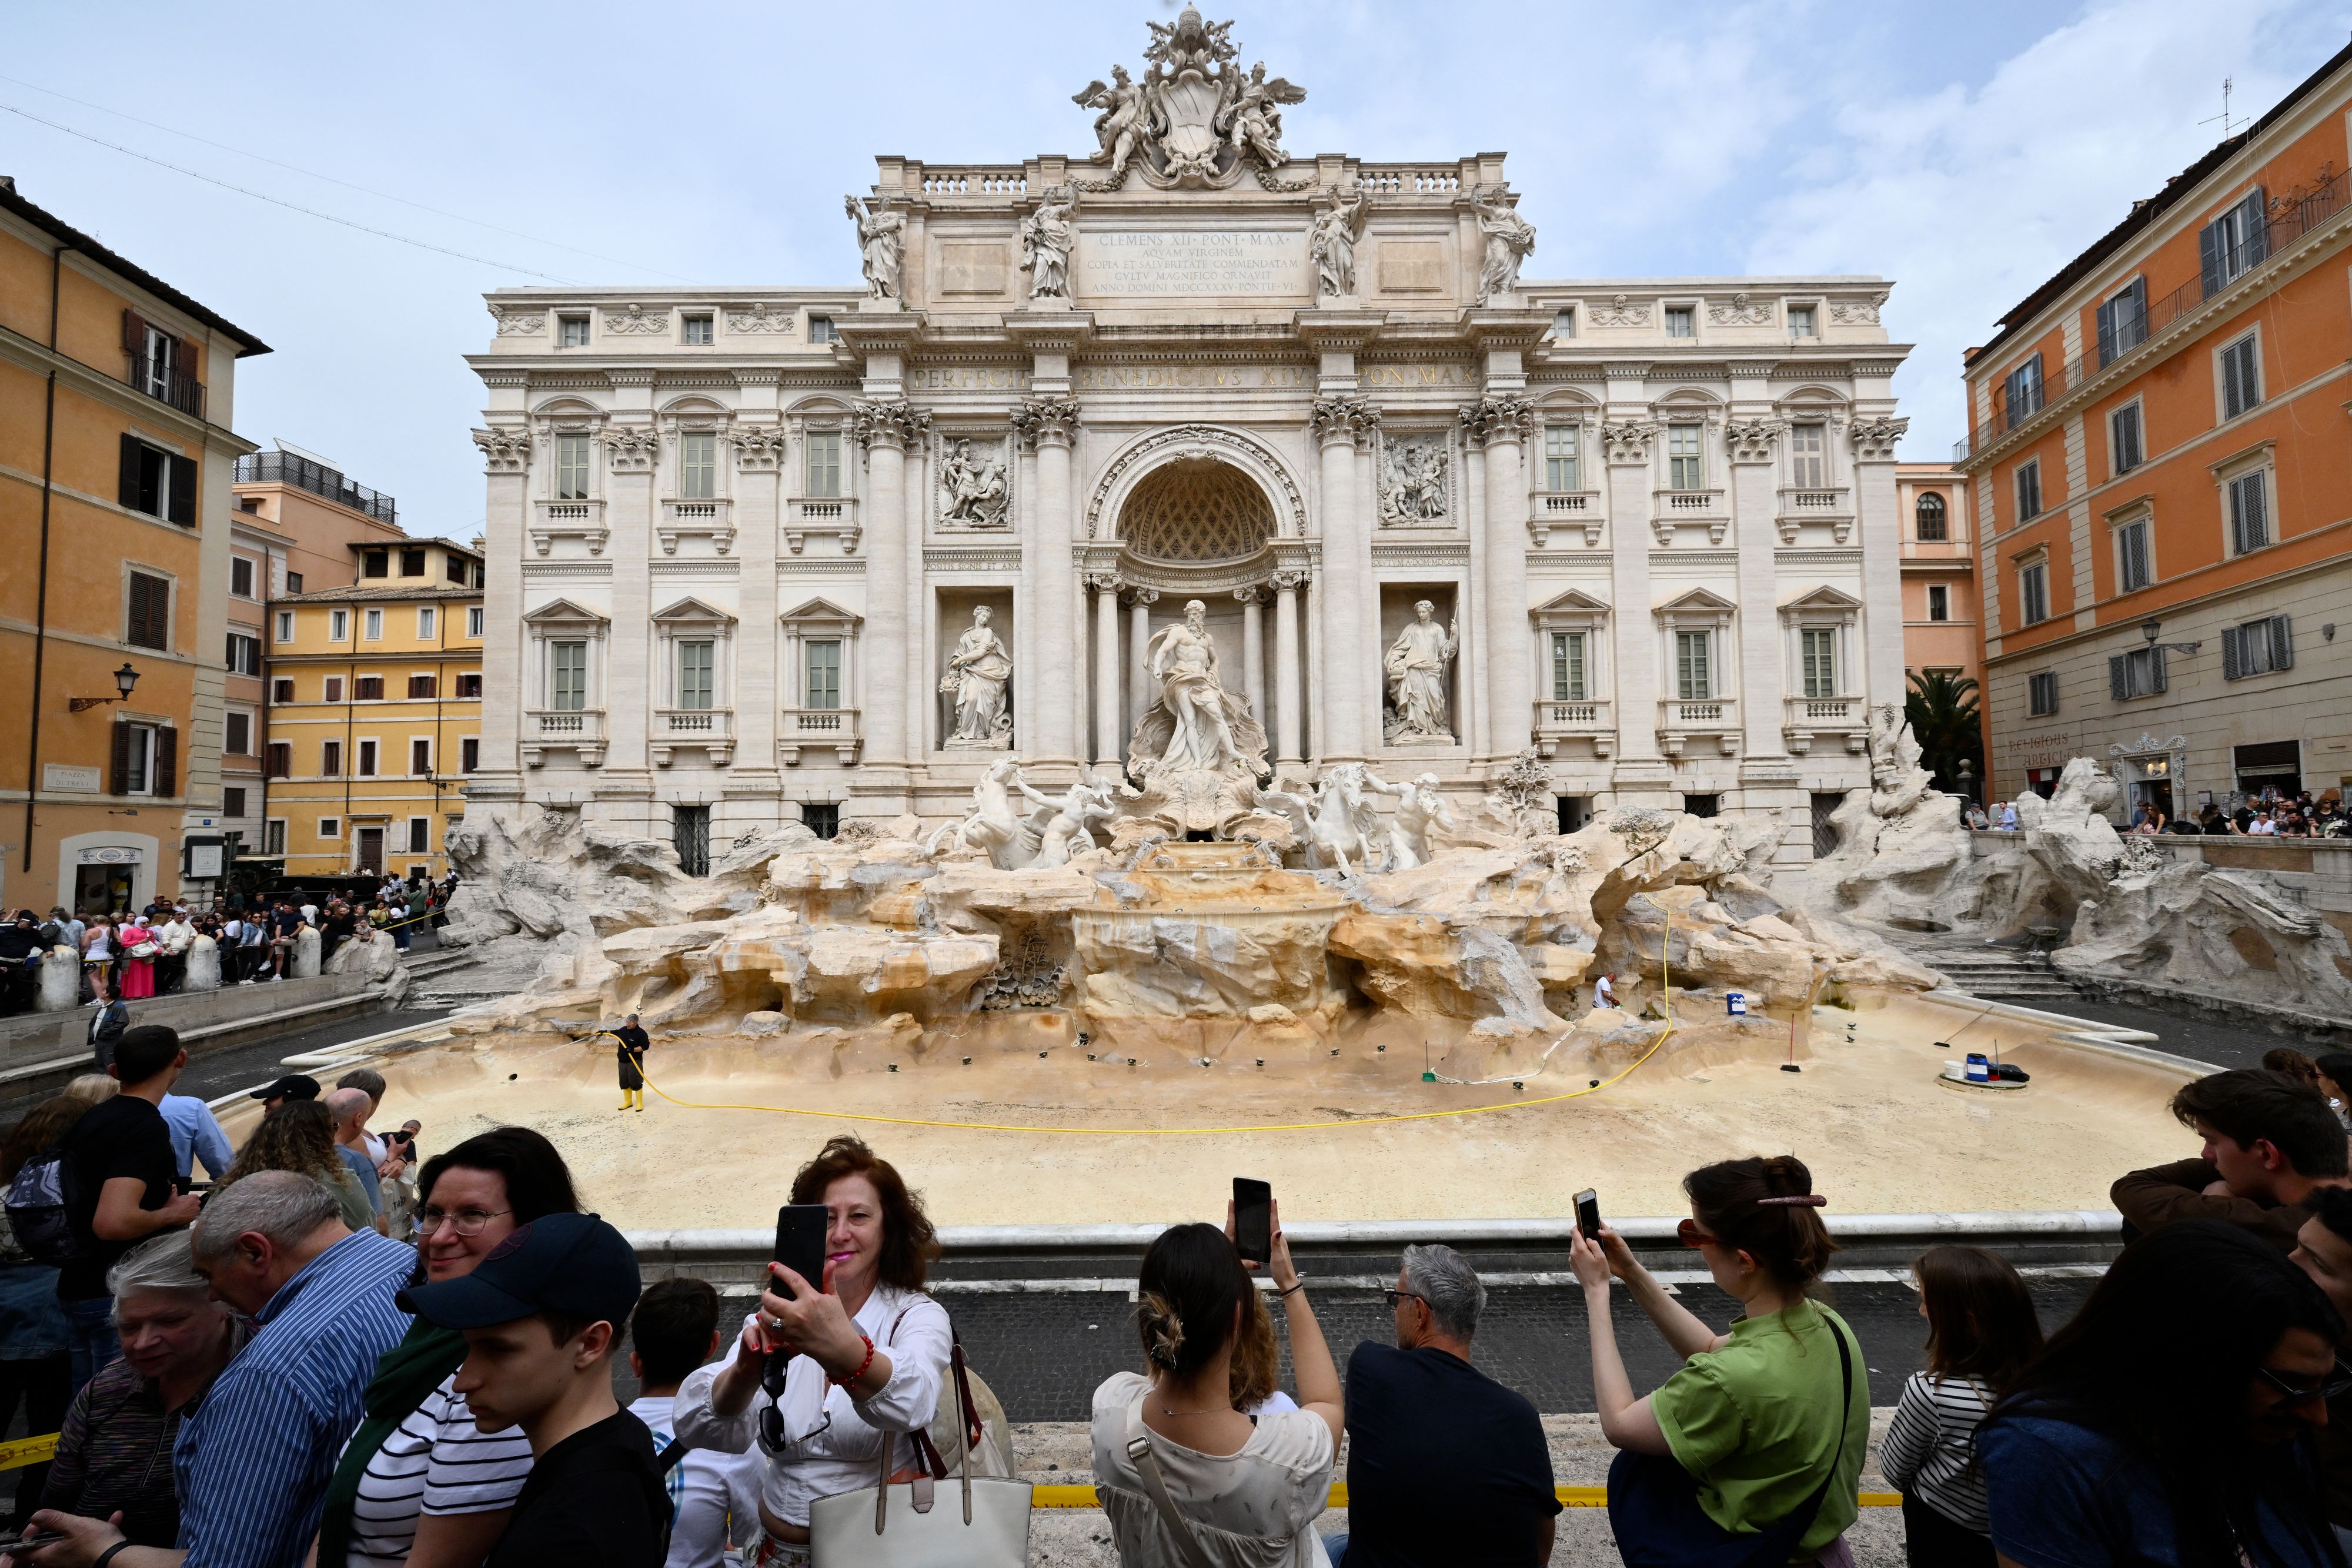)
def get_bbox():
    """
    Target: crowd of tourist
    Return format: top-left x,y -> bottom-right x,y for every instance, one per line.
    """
0,1031 -> 2349,1566
1949,787 -> 2352,840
